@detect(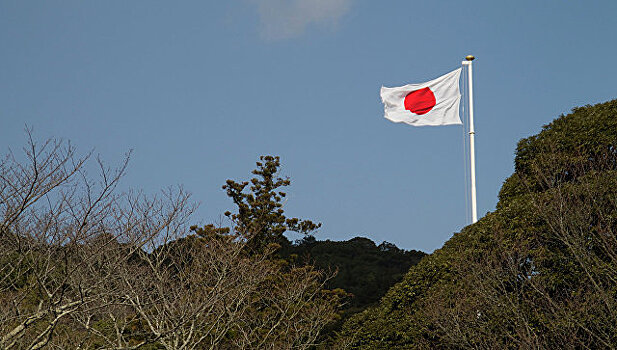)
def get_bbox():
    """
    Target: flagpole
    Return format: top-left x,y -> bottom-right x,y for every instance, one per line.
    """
462,55 -> 478,223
